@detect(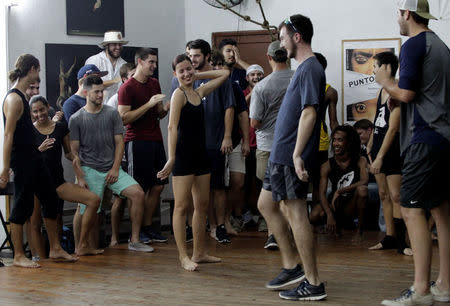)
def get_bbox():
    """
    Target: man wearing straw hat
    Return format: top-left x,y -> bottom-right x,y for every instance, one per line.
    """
86,30 -> 128,102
